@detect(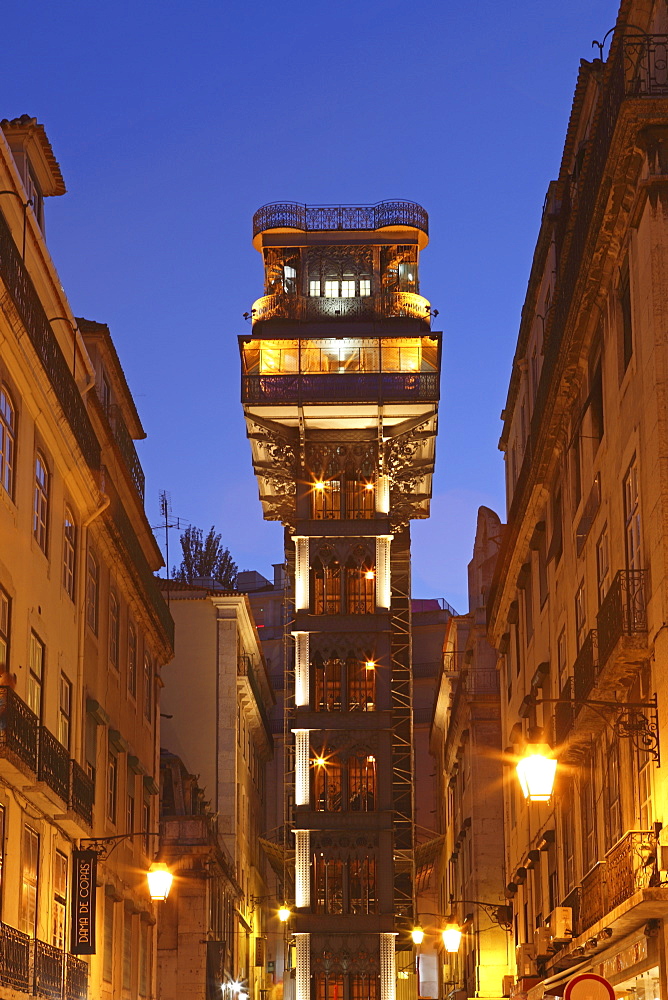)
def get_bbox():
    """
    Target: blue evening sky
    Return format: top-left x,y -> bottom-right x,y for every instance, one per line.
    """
3,0 -> 615,612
